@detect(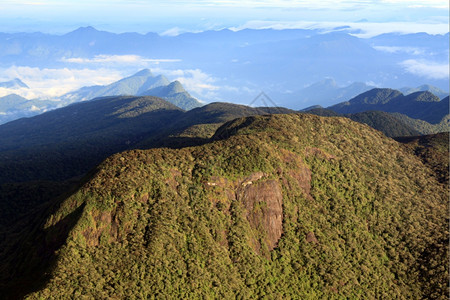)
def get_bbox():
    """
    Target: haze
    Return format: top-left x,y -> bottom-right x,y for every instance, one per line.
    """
0,0 -> 448,110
